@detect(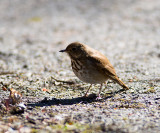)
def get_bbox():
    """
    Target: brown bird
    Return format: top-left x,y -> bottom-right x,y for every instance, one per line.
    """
60,42 -> 129,98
